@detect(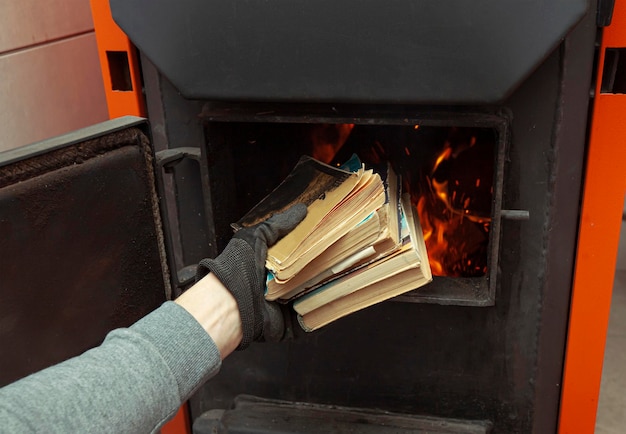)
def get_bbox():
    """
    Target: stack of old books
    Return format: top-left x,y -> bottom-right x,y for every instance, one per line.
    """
233,154 -> 432,331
